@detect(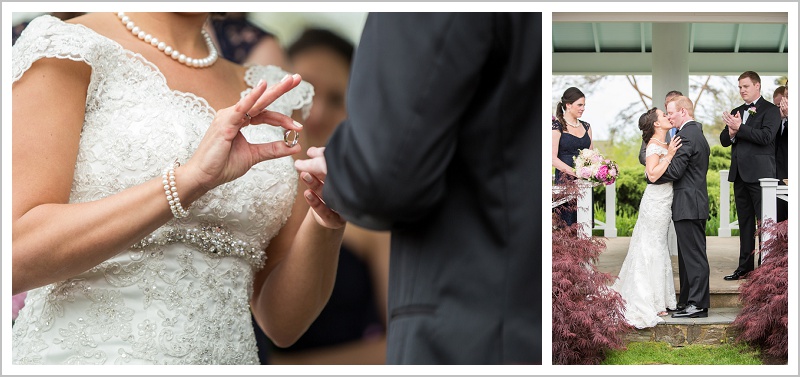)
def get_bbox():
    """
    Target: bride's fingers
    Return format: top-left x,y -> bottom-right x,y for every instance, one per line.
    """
249,139 -> 301,164
231,80 -> 268,124
248,110 -> 304,132
249,74 -> 302,116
